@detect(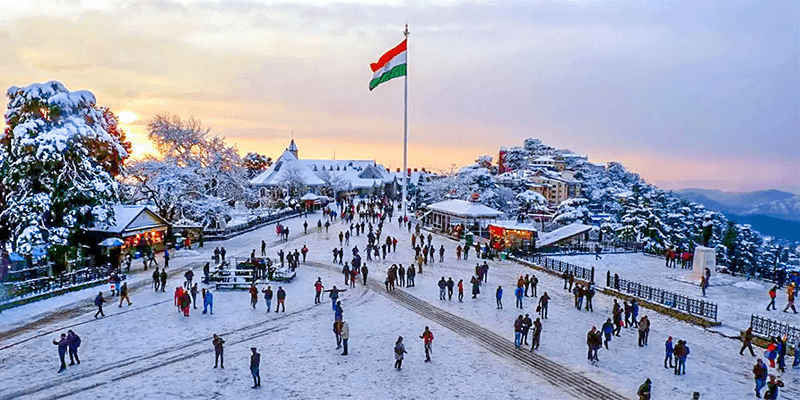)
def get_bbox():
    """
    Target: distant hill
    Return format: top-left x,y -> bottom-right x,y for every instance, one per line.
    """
676,189 -> 799,221
675,189 -> 800,241
721,213 -> 800,241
